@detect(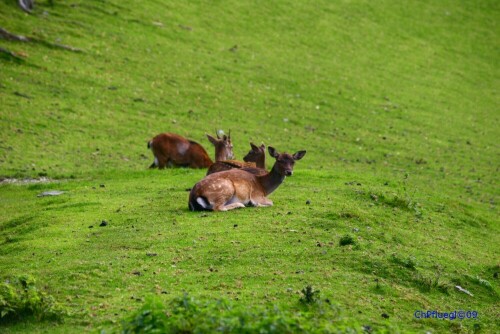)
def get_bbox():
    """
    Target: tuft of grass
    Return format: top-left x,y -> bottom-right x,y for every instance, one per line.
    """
413,271 -> 450,294
390,254 -> 417,271
464,275 -> 495,293
339,234 -> 356,247
0,275 -> 68,323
